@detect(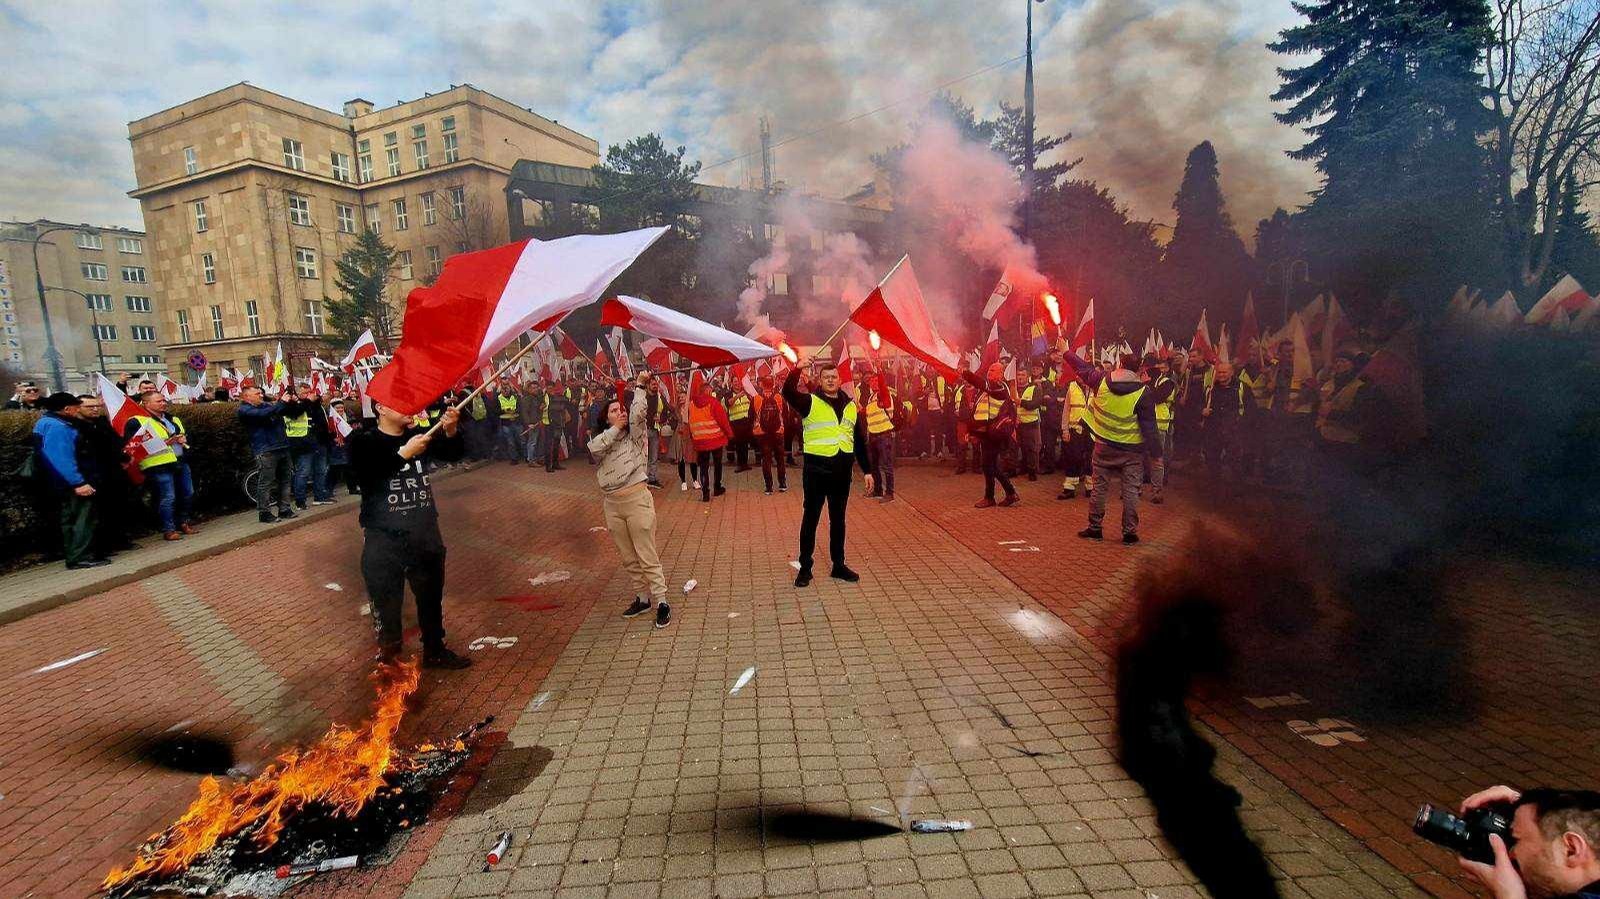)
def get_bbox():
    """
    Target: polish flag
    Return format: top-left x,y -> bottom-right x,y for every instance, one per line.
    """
979,320 -> 1002,371
600,295 -> 778,367
365,227 -> 666,414
1525,274 -> 1592,325
593,339 -> 612,376
1216,323 -> 1231,365
1238,293 -> 1261,363
740,366 -> 757,397
1191,309 -> 1214,362
836,343 -> 854,394
122,421 -> 167,486
847,256 -> 961,377
341,329 -> 379,373
1070,299 -> 1095,352
981,265 -> 1019,320
609,326 -> 635,378
554,327 -> 583,361
155,373 -> 180,399
95,373 -> 141,435
639,337 -> 672,372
